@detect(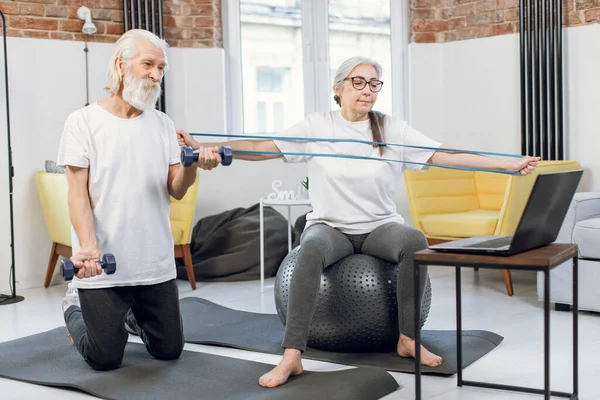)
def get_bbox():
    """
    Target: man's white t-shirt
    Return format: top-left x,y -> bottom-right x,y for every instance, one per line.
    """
57,102 -> 181,289
272,111 -> 442,235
